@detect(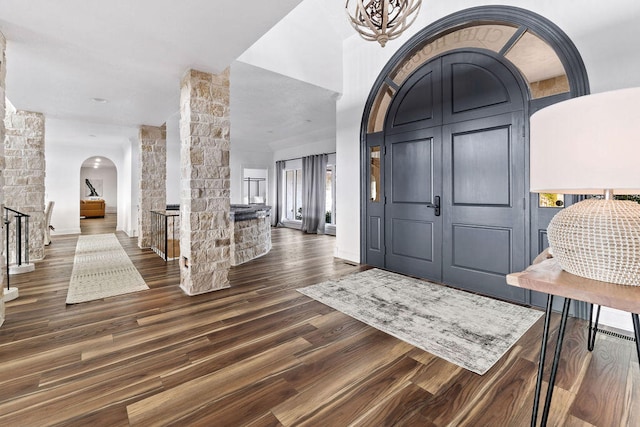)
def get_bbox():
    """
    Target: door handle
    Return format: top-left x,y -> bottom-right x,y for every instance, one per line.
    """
425,196 -> 440,216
